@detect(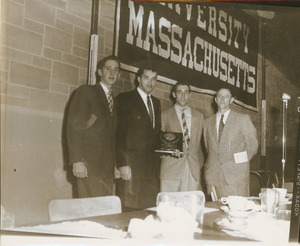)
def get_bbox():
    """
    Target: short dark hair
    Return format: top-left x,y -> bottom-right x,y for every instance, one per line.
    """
97,55 -> 120,70
172,81 -> 191,95
136,63 -> 158,79
134,63 -> 158,87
